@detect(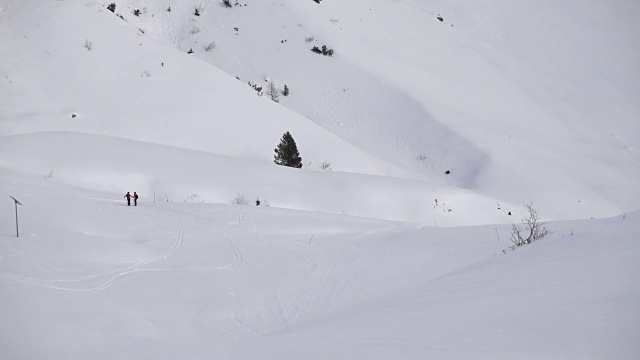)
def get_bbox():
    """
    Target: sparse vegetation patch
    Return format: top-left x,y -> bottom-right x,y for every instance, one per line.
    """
311,45 -> 334,56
